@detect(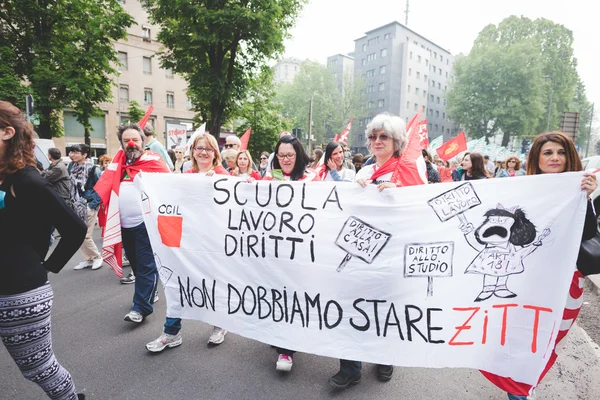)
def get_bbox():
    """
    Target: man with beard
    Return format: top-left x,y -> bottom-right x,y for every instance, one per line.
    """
94,124 -> 170,323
